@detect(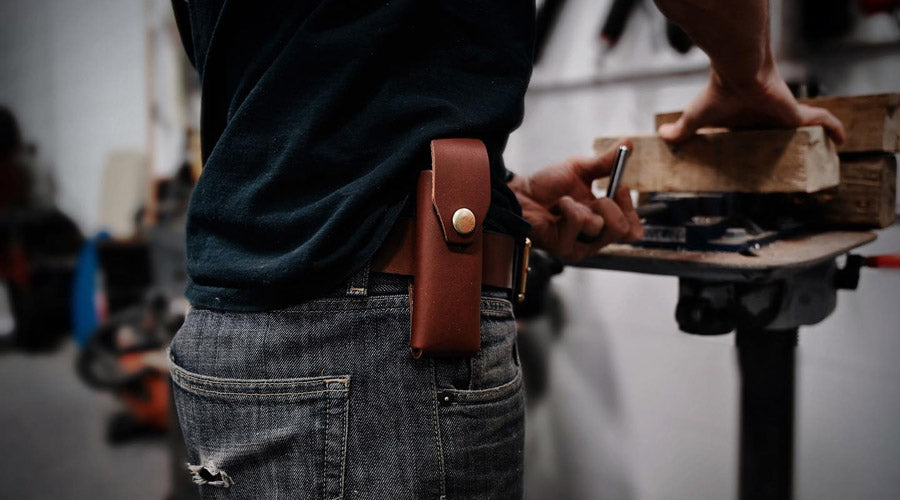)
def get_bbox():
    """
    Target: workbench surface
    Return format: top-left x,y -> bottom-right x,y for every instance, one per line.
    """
575,230 -> 876,282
